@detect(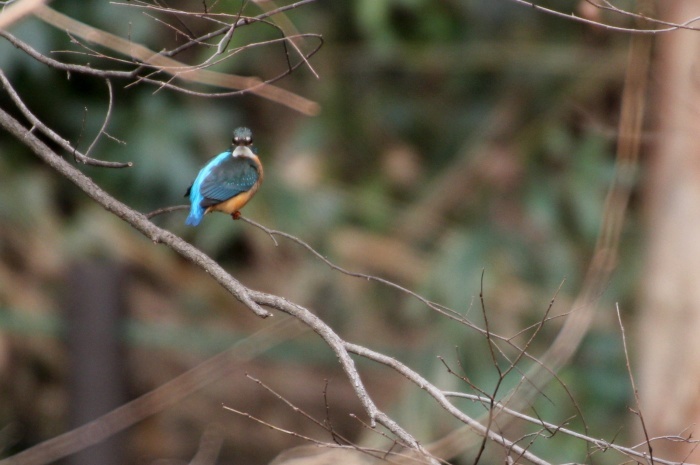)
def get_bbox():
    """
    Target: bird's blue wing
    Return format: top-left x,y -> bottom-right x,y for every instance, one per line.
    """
199,155 -> 260,207
185,151 -> 230,226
